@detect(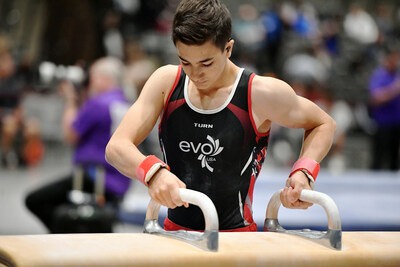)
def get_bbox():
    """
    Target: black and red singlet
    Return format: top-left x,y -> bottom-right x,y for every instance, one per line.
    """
159,66 -> 269,231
